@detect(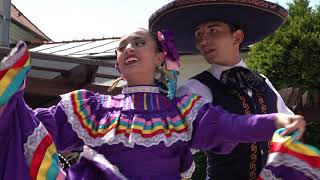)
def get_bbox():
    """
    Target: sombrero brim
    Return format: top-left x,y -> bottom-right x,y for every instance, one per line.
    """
149,0 -> 288,53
